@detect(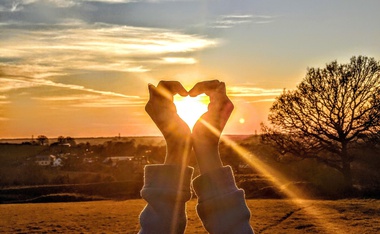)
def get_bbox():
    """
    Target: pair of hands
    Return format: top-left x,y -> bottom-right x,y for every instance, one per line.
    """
145,80 -> 234,174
